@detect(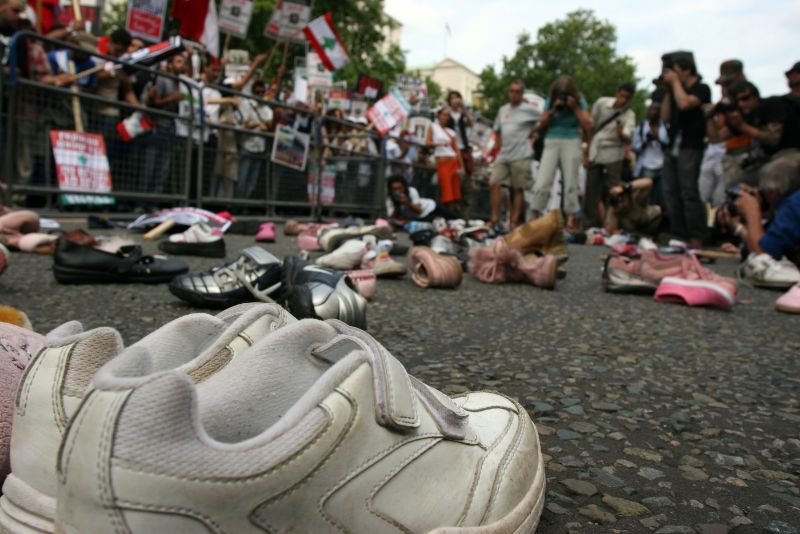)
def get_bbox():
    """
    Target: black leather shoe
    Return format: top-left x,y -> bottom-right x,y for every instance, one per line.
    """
53,238 -> 188,284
